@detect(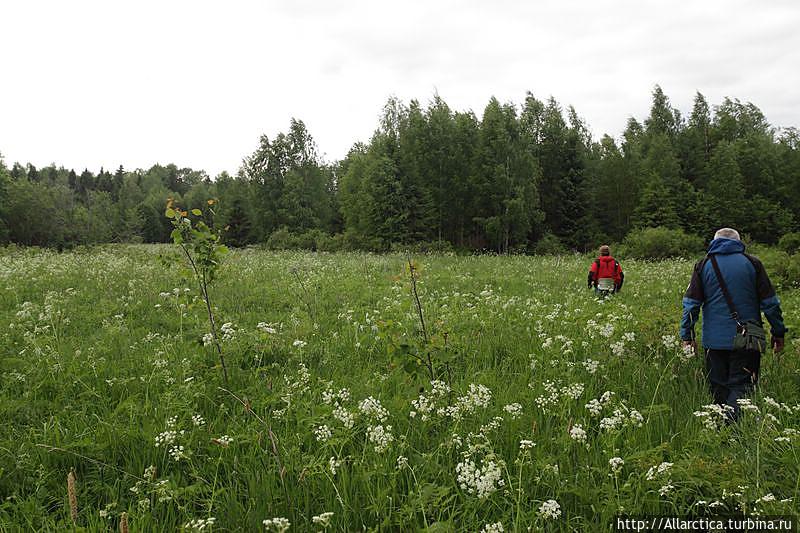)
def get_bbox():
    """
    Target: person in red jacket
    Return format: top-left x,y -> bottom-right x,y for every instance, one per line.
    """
588,245 -> 624,295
